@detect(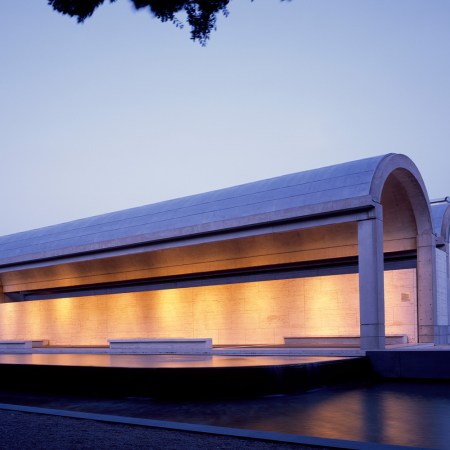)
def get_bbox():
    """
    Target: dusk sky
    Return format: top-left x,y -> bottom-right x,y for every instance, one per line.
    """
1,0 -> 449,236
